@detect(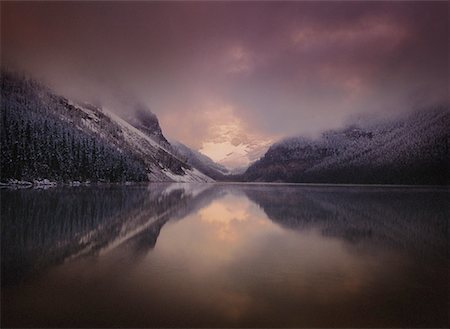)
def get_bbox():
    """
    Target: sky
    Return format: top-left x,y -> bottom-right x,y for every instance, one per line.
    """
1,1 -> 448,169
